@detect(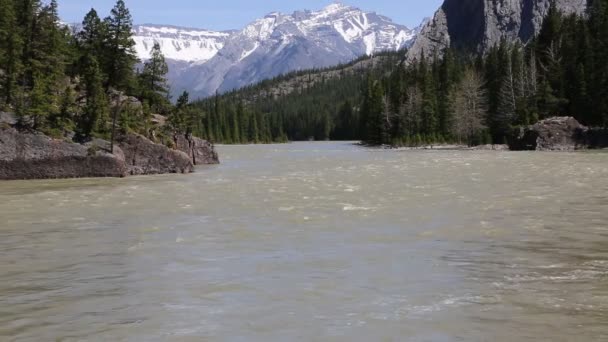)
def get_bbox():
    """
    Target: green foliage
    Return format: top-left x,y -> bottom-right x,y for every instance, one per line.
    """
190,1 -> 608,145
138,42 -> 170,113
103,0 -> 138,91
0,0 -> 173,145
76,56 -> 108,141
1,0 -> 607,149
